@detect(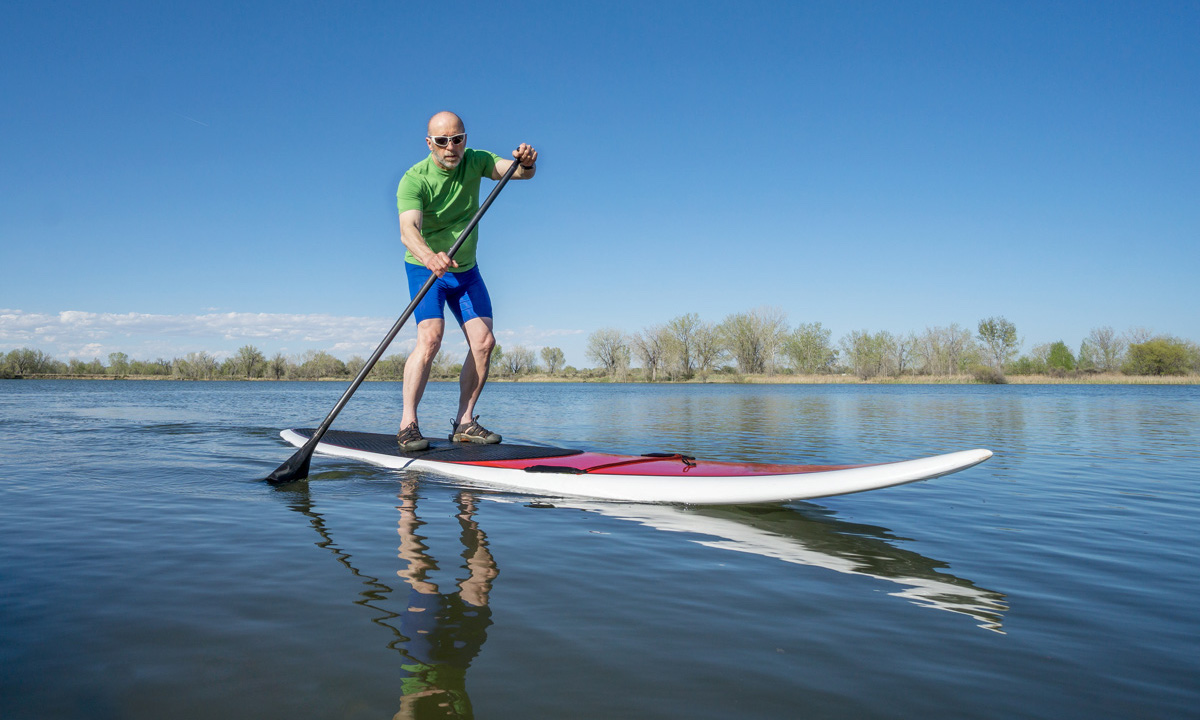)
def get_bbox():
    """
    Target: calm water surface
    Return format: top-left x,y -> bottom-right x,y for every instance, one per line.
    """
1,380 -> 1198,719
